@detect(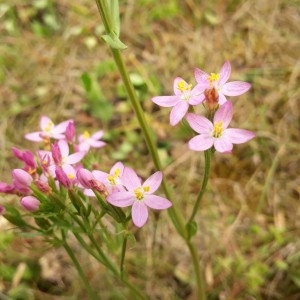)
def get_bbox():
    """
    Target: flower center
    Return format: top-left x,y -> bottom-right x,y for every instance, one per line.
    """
177,80 -> 192,93
208,73 -> 220,83
134,186 -> 150,200
45,121 -> 54,133
83,131 -> 90,139
107,168 -> 121,185
212,121 -> 224,138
